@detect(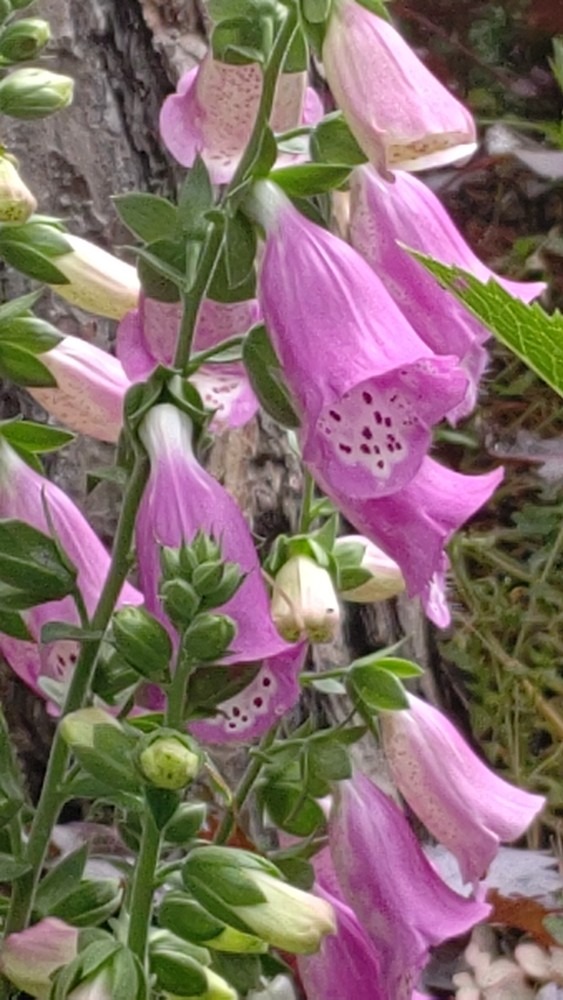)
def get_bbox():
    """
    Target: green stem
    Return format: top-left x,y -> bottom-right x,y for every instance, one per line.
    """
126,809 -> 162,964
165,644 -> 194,730
214,726 -> 279,845
4,454 -> 149,935
173,221 -> 226,372
299,471 -> 315,533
